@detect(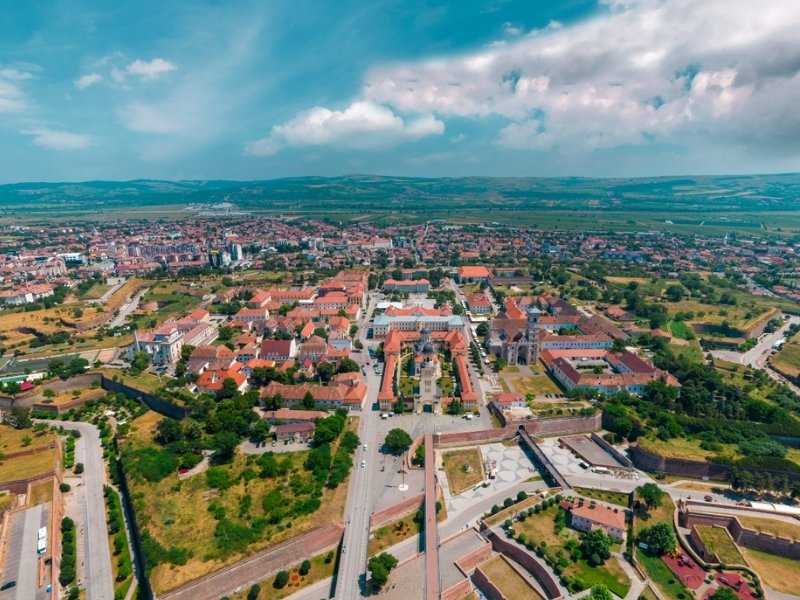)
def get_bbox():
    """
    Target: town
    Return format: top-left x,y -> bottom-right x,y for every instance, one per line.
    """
1,210 -> 799,600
